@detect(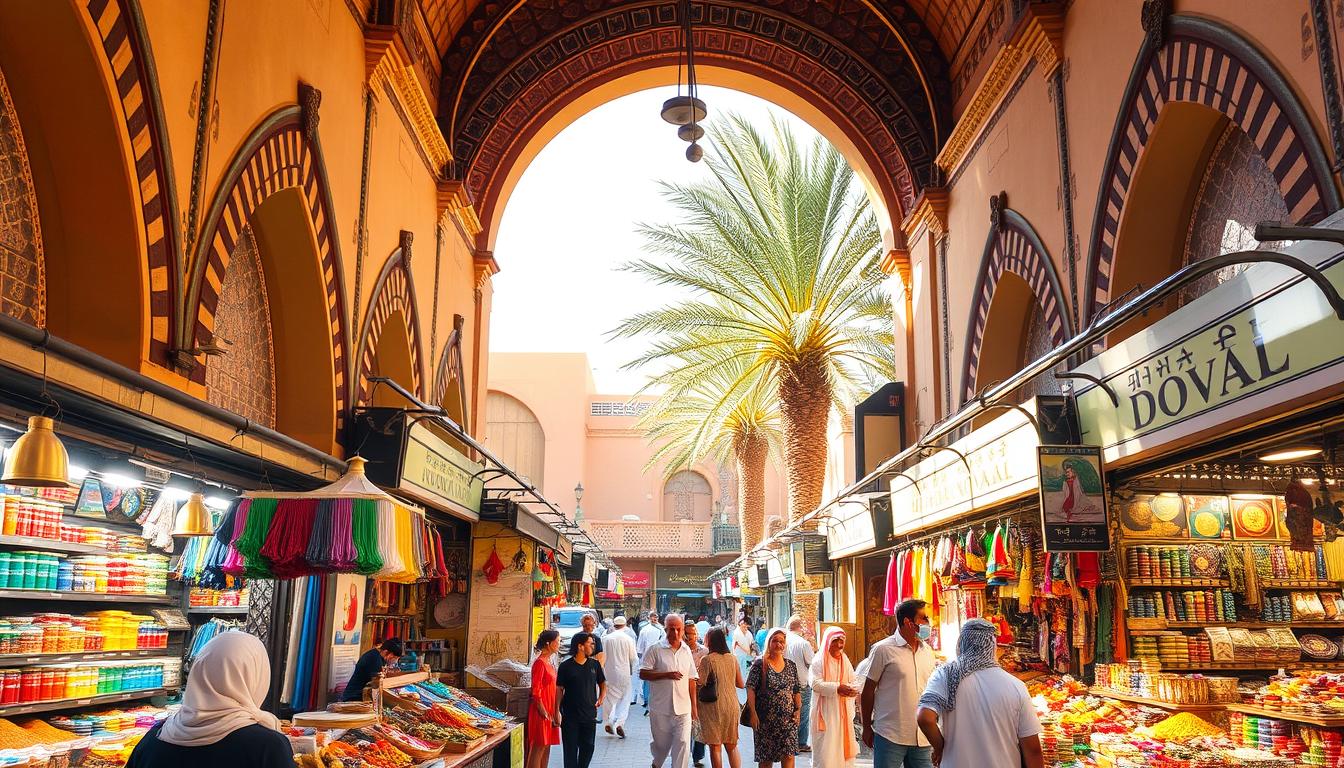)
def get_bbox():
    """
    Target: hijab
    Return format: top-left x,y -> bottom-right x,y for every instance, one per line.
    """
917,618 -> 999,712
159,631 -> 280,747
811,627 -> 858,760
